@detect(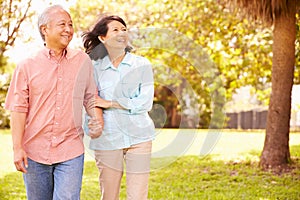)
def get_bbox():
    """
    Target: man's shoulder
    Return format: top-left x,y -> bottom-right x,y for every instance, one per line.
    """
67,48 -> 89,60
